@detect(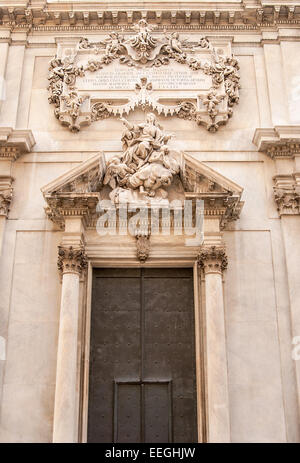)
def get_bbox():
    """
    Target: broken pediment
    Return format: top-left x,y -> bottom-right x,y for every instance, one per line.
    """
42,112 -> 243,230
181,153 -> 241,196
42,150 -> 243,230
